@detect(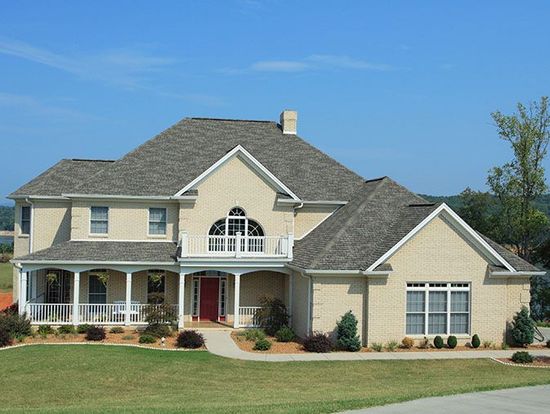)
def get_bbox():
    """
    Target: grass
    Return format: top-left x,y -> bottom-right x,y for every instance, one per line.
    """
0,346 -> 549,413
0,262 -> 12,292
